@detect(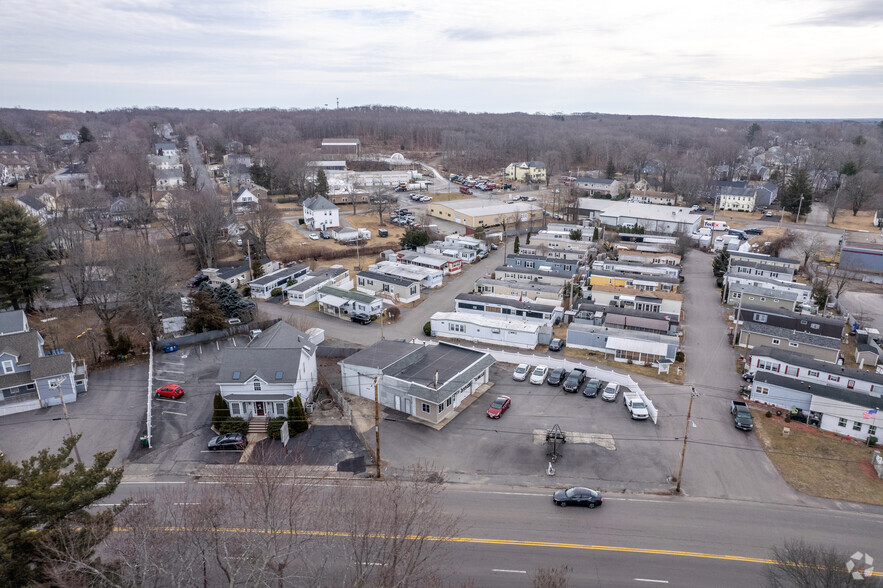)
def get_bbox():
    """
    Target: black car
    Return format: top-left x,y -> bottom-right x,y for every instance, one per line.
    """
744,228 -> 764,235
698,206 -> 707,211
582,378 -> 602,398
319,230 -> 331,239
208,433 -> 247,451
549,338 -> 565,352
553,487 -> 603,508
350,313 -> 372,325
562,368 -> 586,393
547,367 -> 567,386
